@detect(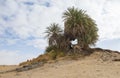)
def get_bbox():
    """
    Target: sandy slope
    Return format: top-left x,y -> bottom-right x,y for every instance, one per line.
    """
1,51 -> 120,78
0,65 -> 18,71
